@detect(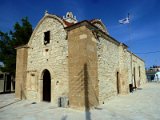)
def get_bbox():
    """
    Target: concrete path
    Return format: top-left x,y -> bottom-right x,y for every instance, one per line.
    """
0,82 -> 160,120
